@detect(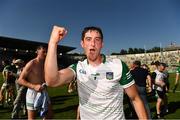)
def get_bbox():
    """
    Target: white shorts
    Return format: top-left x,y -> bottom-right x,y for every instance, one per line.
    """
26,88 -> 50,110
26,88 -> 38,110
